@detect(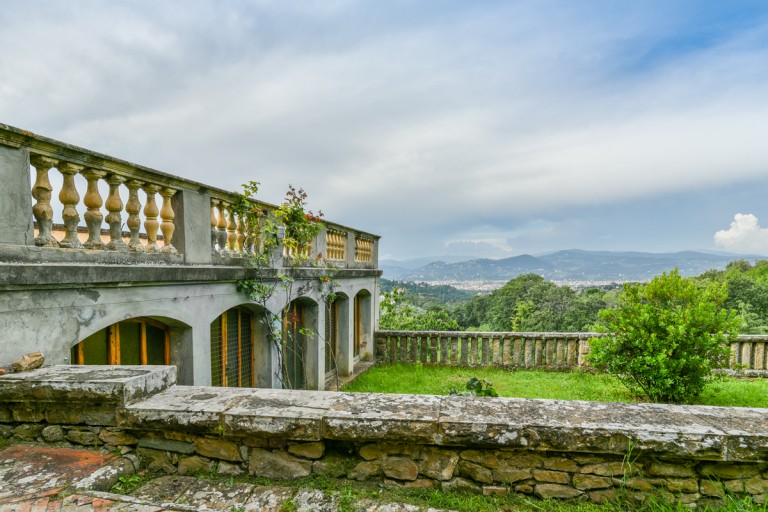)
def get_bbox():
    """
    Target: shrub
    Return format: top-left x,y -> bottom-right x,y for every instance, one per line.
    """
588,269 -> 738,403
